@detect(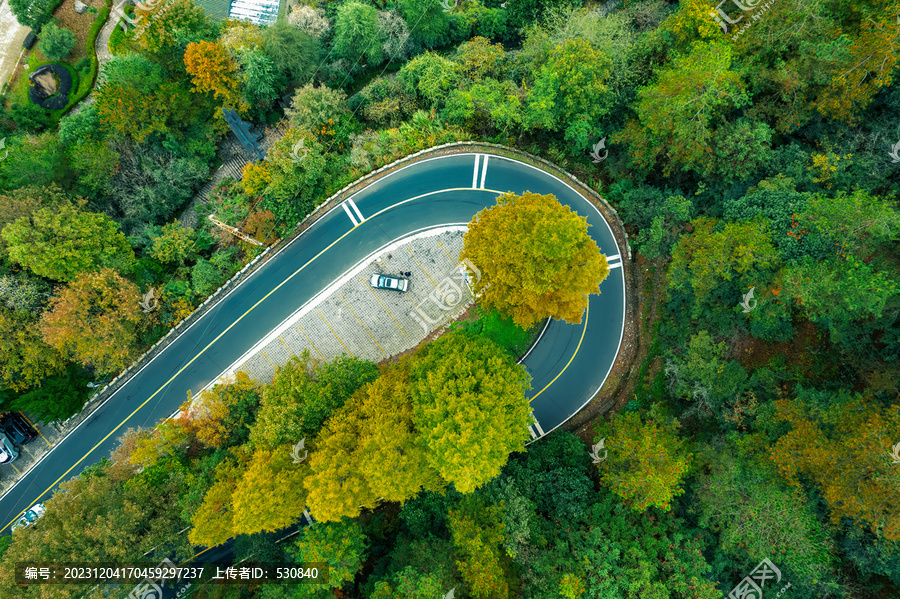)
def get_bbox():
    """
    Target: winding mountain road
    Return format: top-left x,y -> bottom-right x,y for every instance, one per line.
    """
0,150 -> 627,534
